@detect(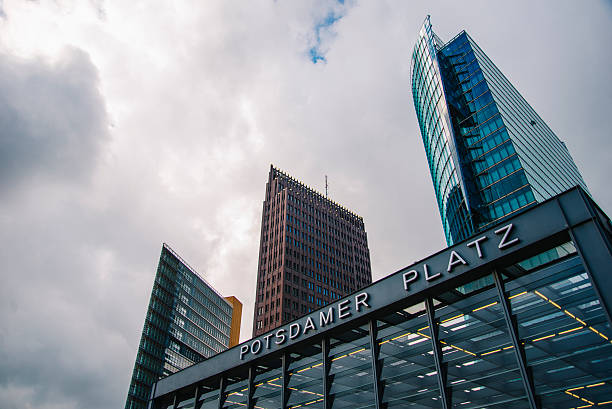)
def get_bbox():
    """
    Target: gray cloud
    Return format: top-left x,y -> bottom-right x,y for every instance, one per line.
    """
0,48 -> 109,191
0,47 -> 115,409
0,1 -> 610,408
